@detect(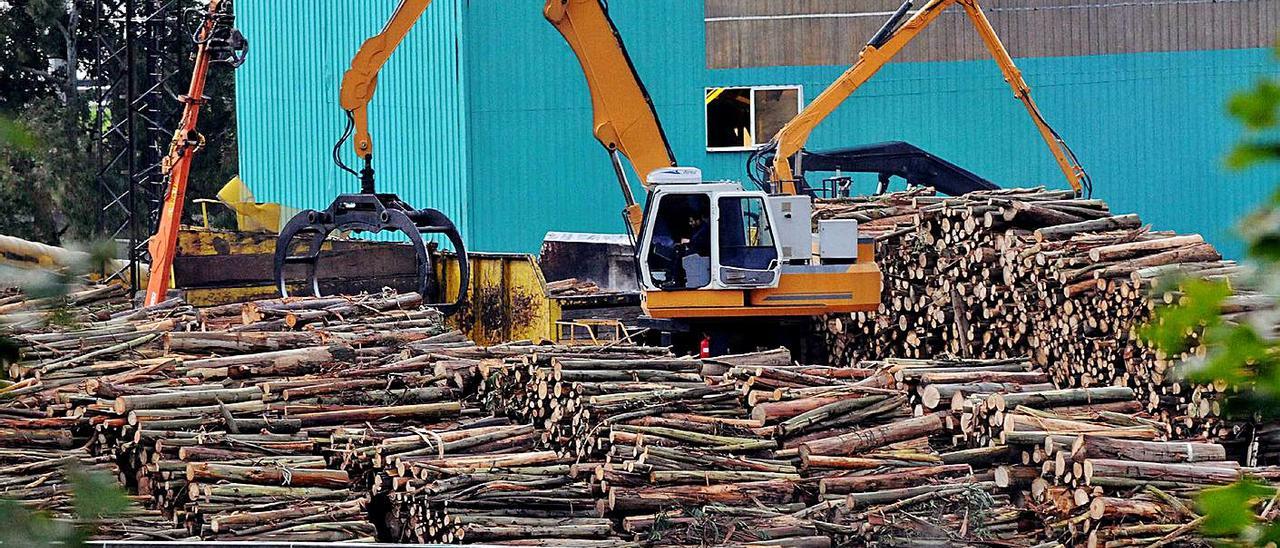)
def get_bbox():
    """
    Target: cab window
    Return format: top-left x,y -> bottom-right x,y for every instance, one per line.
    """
718,196 -> 777,270
646,194 -> 712,289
